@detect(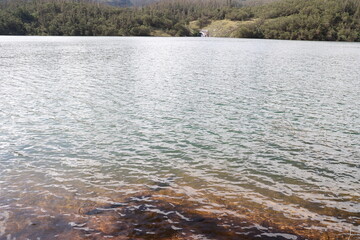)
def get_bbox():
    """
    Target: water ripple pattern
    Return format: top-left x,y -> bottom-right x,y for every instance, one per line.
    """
0,36 -> 359,239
